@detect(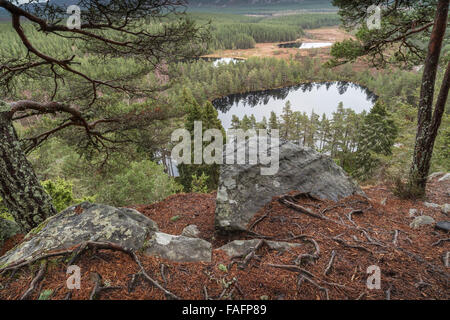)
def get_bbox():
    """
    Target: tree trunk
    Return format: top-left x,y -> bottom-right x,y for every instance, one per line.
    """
408,0 -> 449,196
0,109 -> 56,232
